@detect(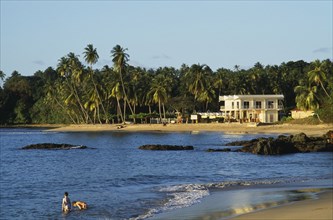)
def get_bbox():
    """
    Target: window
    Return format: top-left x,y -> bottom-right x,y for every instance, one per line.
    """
243,101 -> 249,109
220,101 -> 225,109
255,101 -> 261,109
267,101 -> 274,109
237,102 -> 239,109
232,102 -> 234,109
